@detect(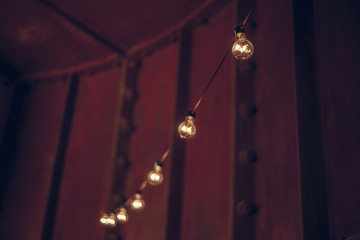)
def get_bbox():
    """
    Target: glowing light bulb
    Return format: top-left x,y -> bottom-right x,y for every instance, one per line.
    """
147,162 -> 164,186
116,207 -> 129,223
100,213 -> 109,225
100,213 -> 116,227
130,192 -> 145,211
178,111 -> 196,139
232,26 -> 254,61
